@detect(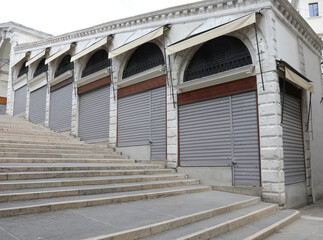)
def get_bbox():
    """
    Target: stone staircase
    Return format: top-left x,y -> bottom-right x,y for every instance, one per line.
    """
0,115 -> 299,240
